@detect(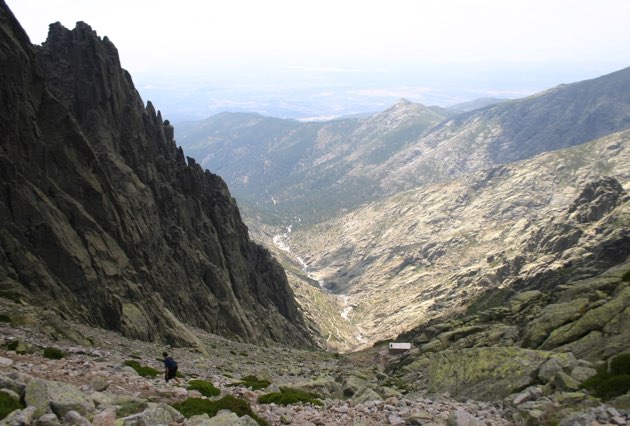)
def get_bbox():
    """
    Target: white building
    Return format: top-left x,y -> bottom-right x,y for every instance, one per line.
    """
388,342 -> 412,354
